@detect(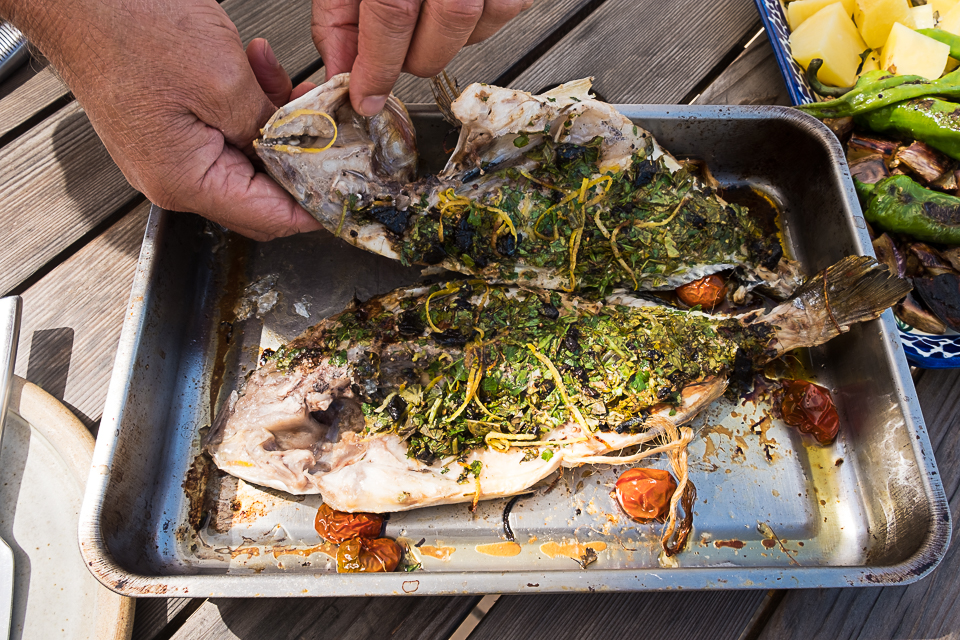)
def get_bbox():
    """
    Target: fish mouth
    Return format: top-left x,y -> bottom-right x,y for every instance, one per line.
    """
256,76 -> 419,185
254,134 -> 338,154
